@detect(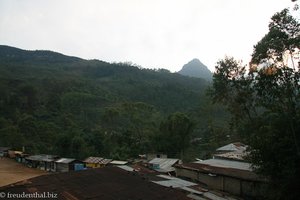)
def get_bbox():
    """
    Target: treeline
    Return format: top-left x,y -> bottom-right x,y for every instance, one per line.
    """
0,46 -> 230,160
